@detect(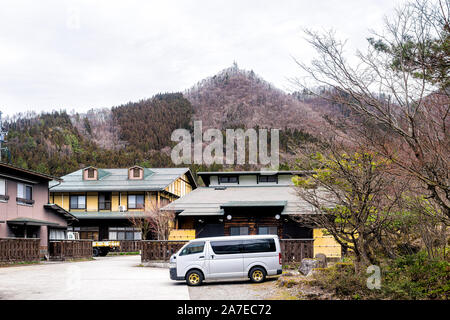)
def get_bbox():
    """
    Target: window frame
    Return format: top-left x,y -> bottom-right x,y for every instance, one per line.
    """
87,168 -> 95,179
230,226 -> 249,236
133,168 -> 141,178
218,175 -> 239,184
127,194 -> 145,209
16,183 -> 34,205
0,179 -> 8,201
257,174 -> 278,184
257,226 -> 278,235
98,192 -> 112,210
70,194 -> 87,210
